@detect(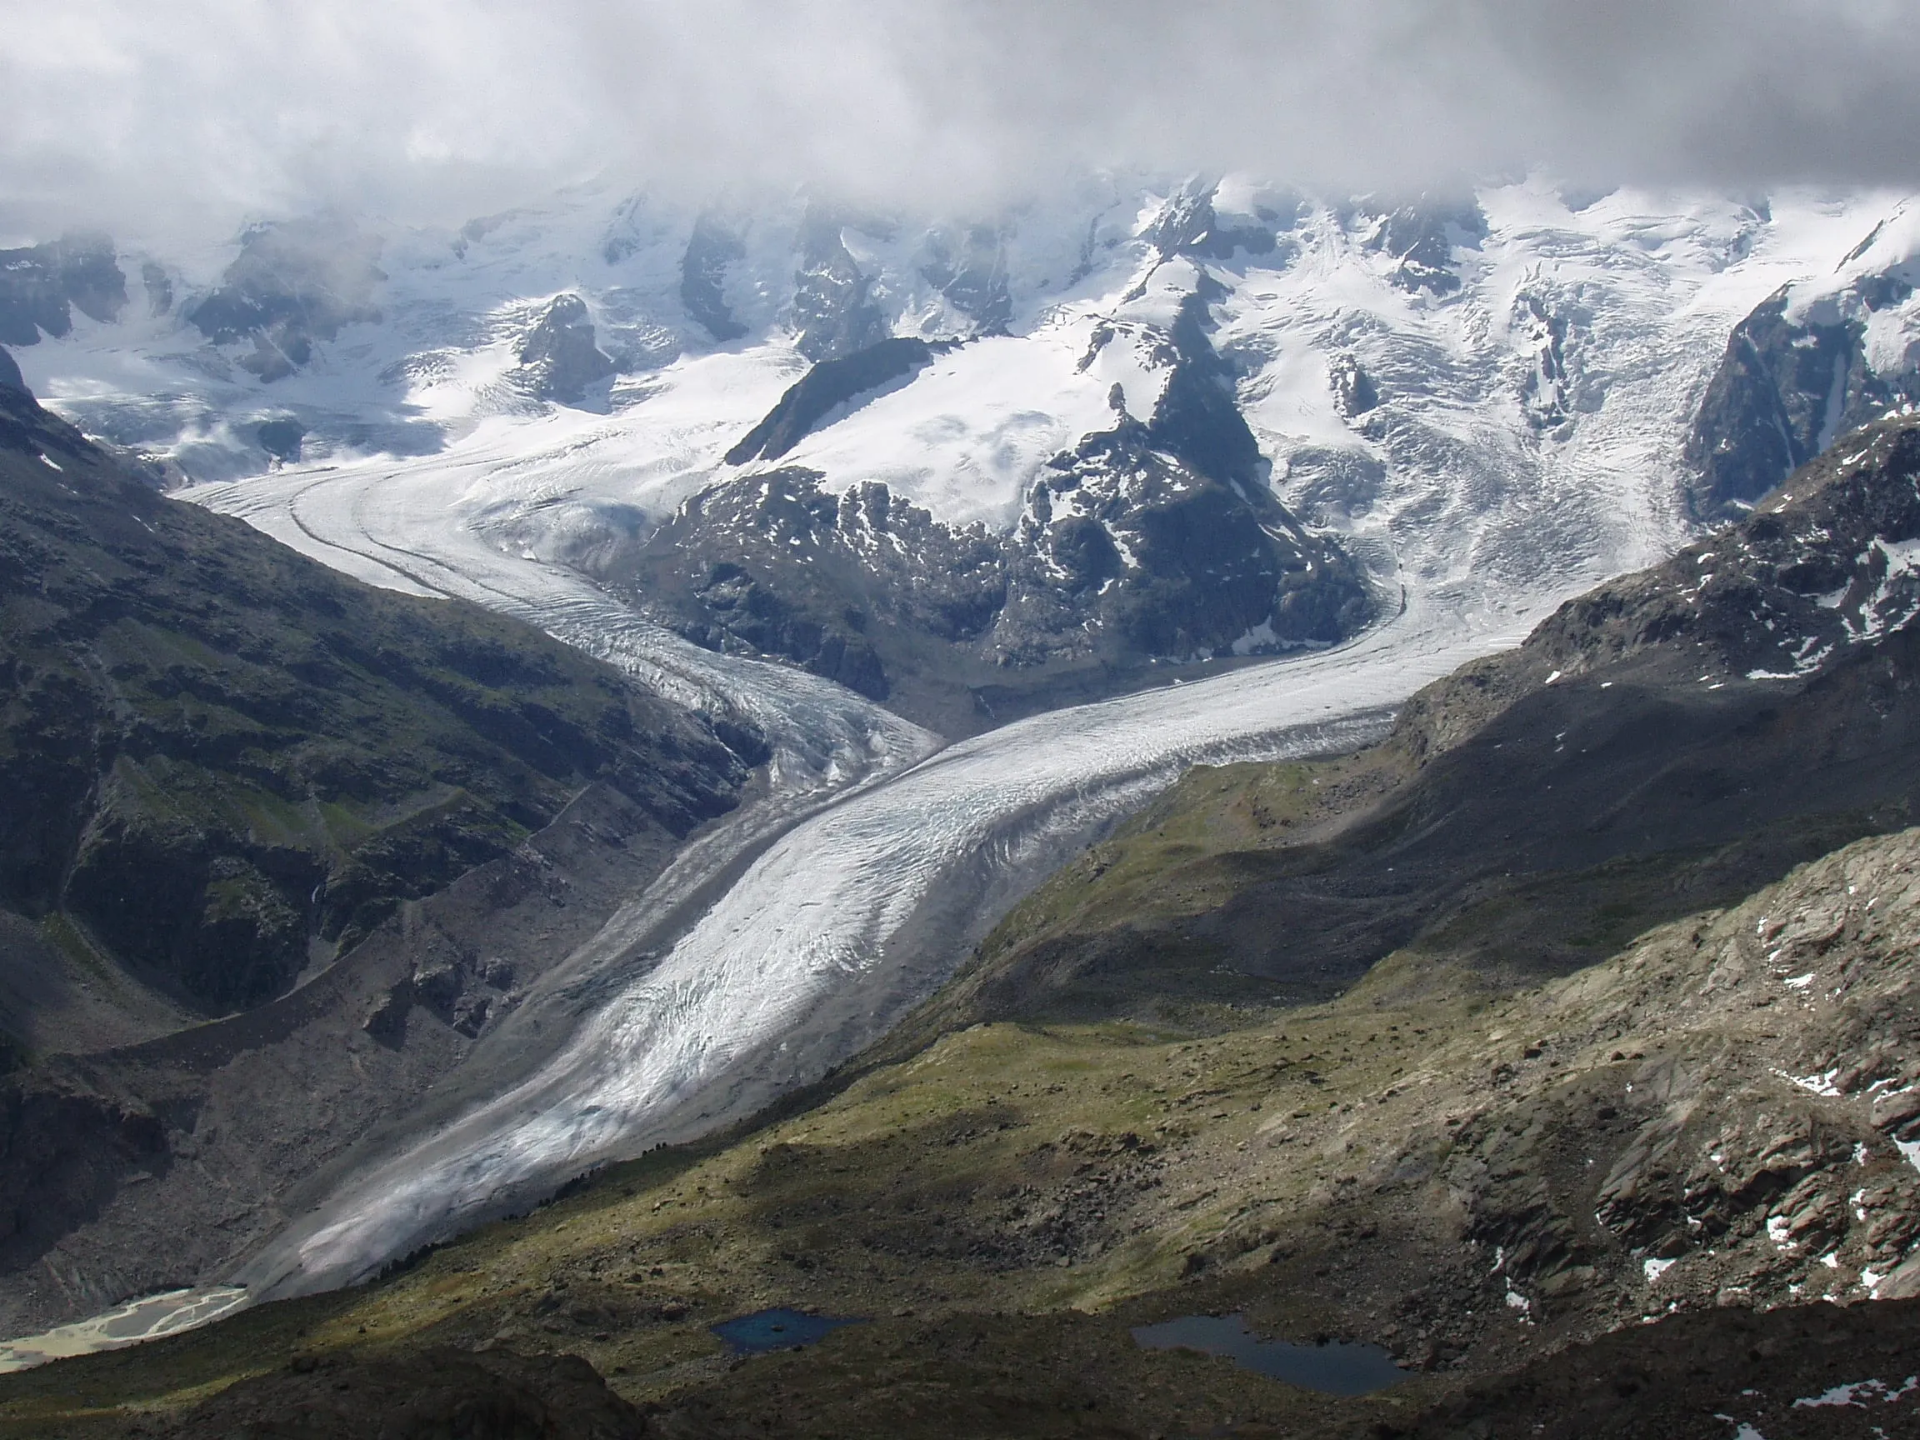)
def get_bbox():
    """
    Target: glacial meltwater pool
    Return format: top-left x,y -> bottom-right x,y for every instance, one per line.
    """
711,1308 -> 867,1354
1131,1313 -> 1407,1395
